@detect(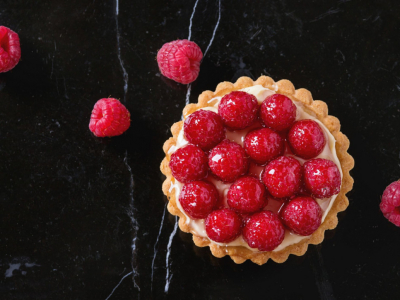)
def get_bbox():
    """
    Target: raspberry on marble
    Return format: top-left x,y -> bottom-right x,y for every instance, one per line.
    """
0,26 -> 21,73
184,110 -> 225,150
179,181 -> 219,219
288,120 -> 326,159
280,196 -> 322,236
205,208 -> 242,243
208,139 -> 248,183
218,91 -> 259,129
260,94 -> 297,131
156,39 -> 203,84
262,156 -> 302,198
303,158 -> 341,198
243,210 -> 285,251
227,176 -> 268,214
169,144 -> 208,183
380,180 -> 400,227
244,128 -> 284,164
89,98 -> 130,137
